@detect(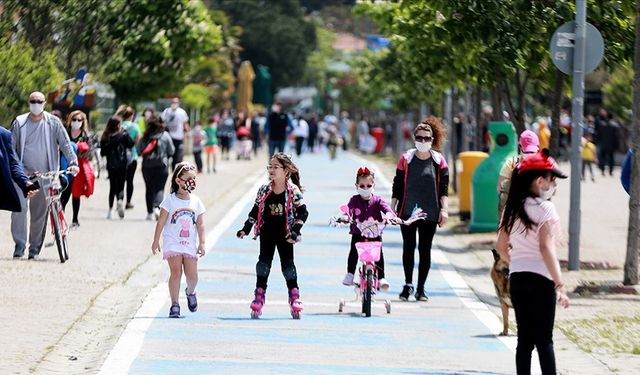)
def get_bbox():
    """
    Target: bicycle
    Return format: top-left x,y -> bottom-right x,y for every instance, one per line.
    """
330,206 -> 396,317
89,132 -> 104,178
33,169 -> 71,263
